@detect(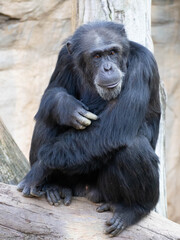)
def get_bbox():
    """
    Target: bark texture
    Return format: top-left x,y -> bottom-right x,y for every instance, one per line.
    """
0,0 -> 72,159
152,0 -> 180,224
74,0 -> 153,49
0,183 -> 180,240
0,118 -> 29,184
